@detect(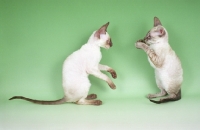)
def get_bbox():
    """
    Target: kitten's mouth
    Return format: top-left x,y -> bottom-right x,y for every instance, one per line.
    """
106,39 -> 112,48
105,45 -> 111,49
109,43 -> 113,47
108,42 -> 112,48
105,43 -> 112,49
